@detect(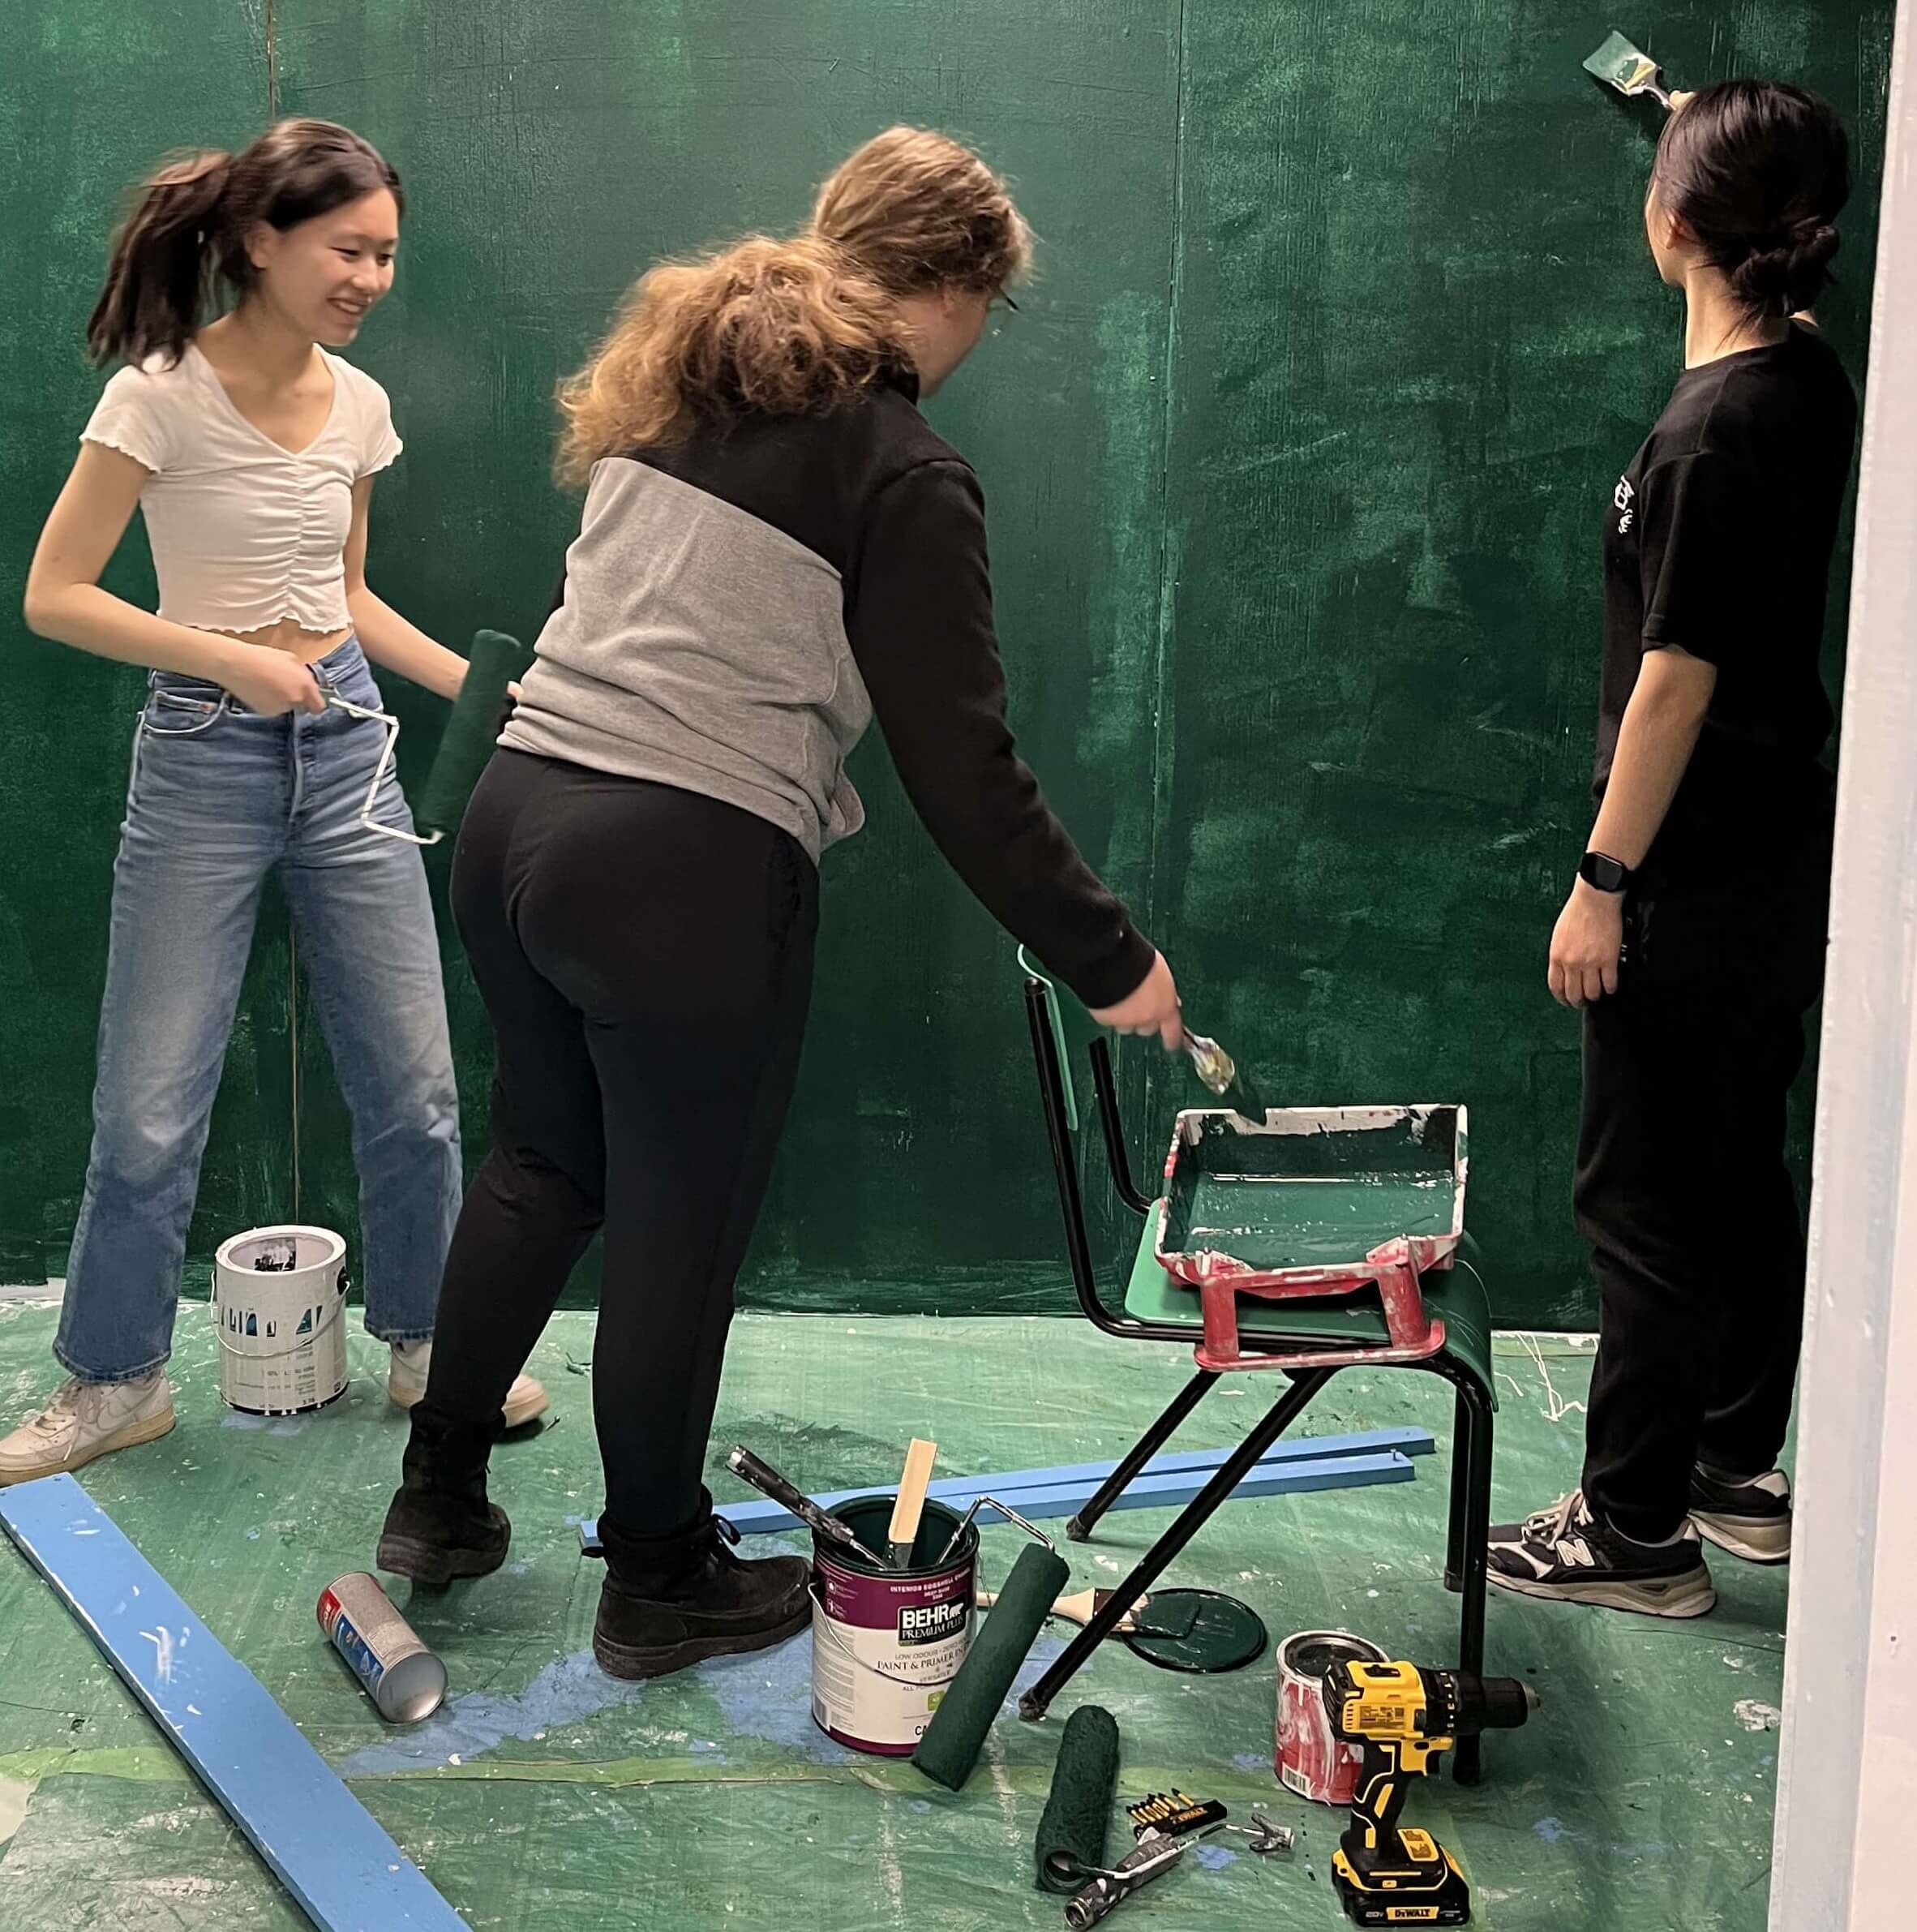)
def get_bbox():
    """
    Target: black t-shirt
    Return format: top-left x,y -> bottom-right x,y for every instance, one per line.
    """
1597,323 -> 1856,875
